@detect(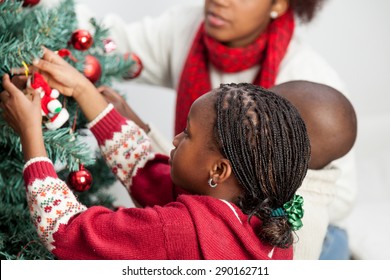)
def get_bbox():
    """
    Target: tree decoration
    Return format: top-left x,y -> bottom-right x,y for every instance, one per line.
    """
0,0 -> 135,260
57,48 -> 78,62
123,52 -> 143,79
70,29 -> 93,51
29,72 -> 69,130
103,38 -> 116,53
83,55 -> 102,84
68,164 -> 93,192
22,0 -> 40,7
